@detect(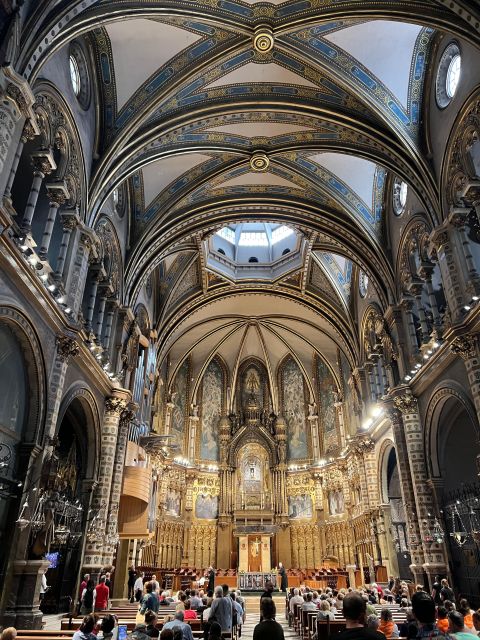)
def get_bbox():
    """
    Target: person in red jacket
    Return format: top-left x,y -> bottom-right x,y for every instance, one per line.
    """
95,575 -> 109,612
183,600 -> 197,620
